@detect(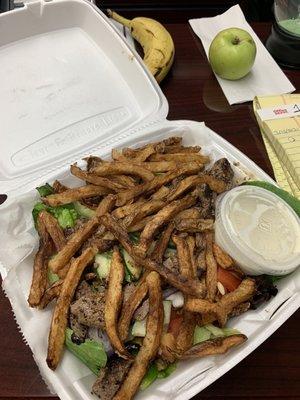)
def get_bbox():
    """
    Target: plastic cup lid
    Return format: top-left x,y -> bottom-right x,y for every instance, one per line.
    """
219,186 -> 300,274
